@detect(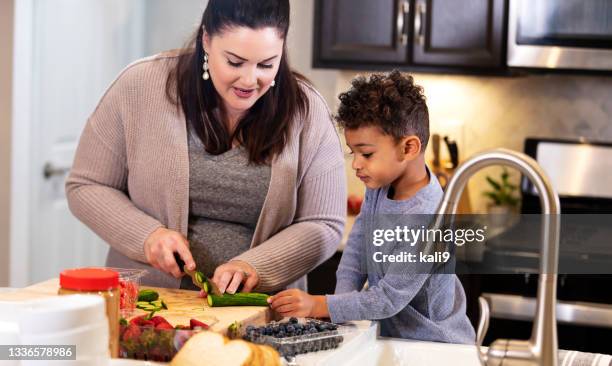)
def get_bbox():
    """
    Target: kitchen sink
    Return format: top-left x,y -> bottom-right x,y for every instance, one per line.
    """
345,338 -> 481,366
